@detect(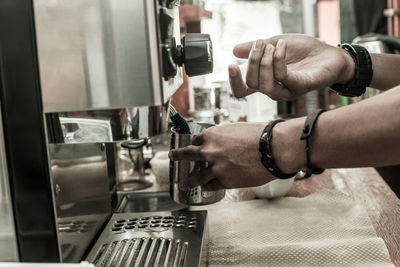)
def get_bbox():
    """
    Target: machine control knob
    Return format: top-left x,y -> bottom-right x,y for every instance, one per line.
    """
173,33 -> 213,77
